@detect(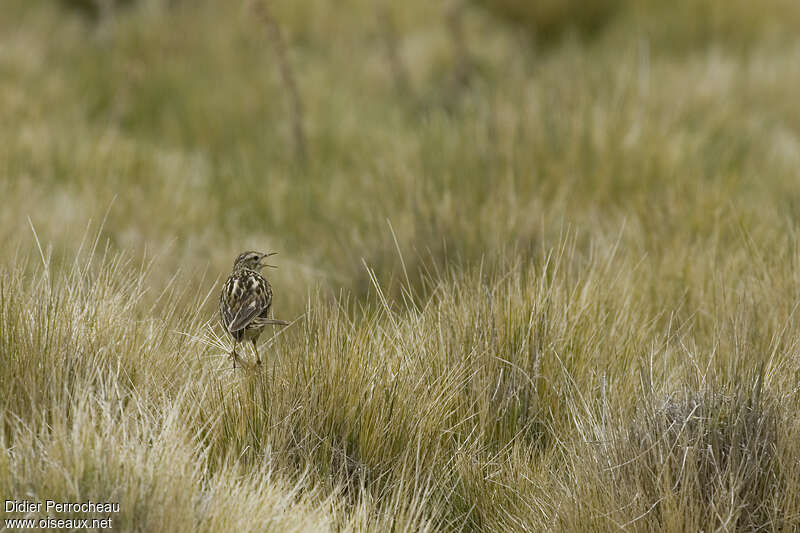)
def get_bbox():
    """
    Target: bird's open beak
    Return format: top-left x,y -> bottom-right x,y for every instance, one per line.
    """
258,252 -> 278,269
